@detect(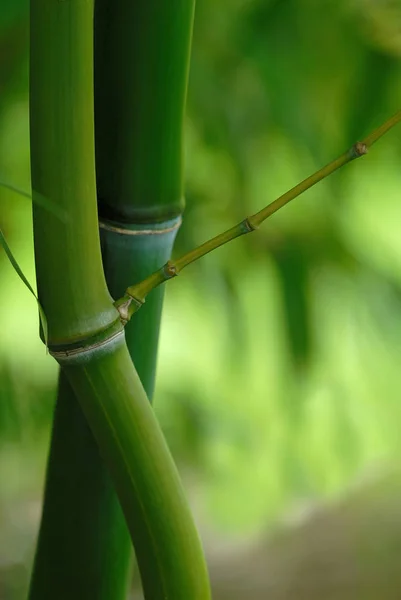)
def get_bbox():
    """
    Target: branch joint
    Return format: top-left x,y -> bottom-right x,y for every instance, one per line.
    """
242,217 -> 258,233
115,294 -> 144,324
350,141 -> 368,159
163,260 -> 179,279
